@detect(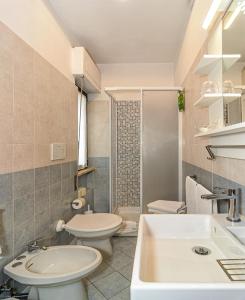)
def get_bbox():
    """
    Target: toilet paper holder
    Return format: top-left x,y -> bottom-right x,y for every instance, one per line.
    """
71,198 -> 86,210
